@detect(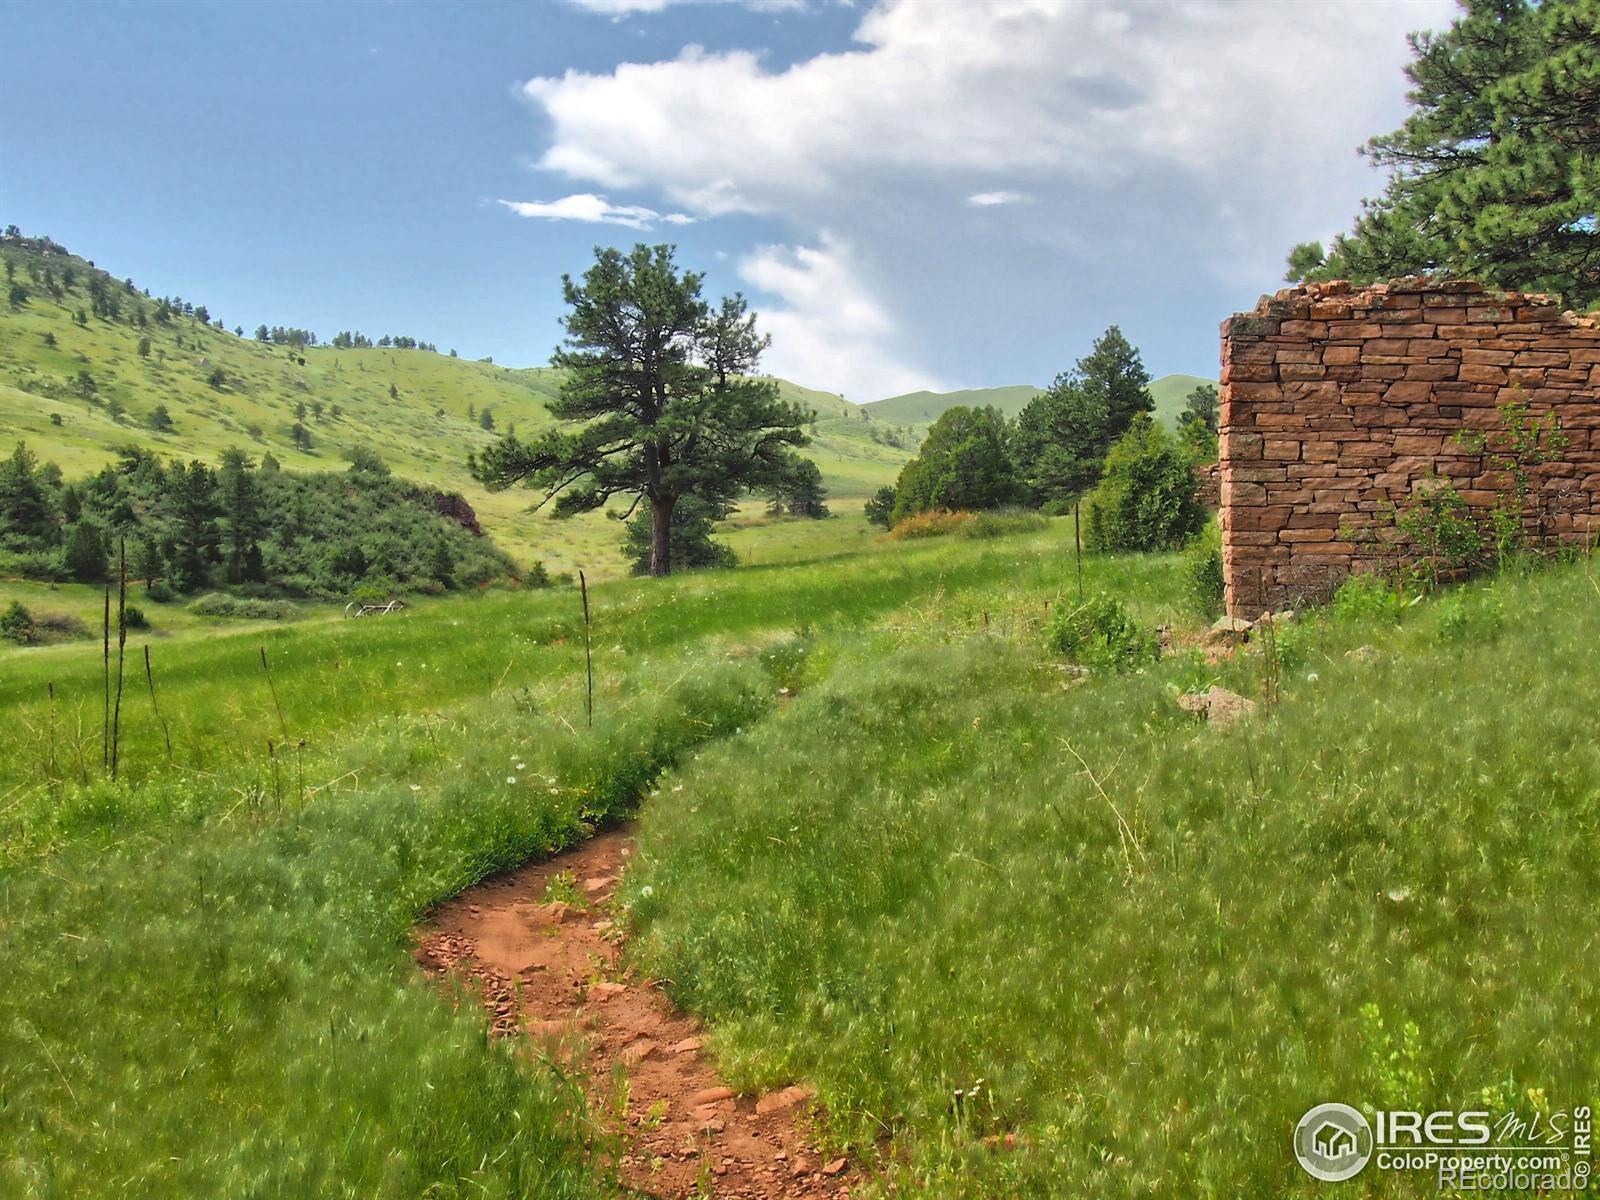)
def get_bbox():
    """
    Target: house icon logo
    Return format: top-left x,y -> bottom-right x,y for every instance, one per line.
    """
1294,1103 -> 1374,1181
